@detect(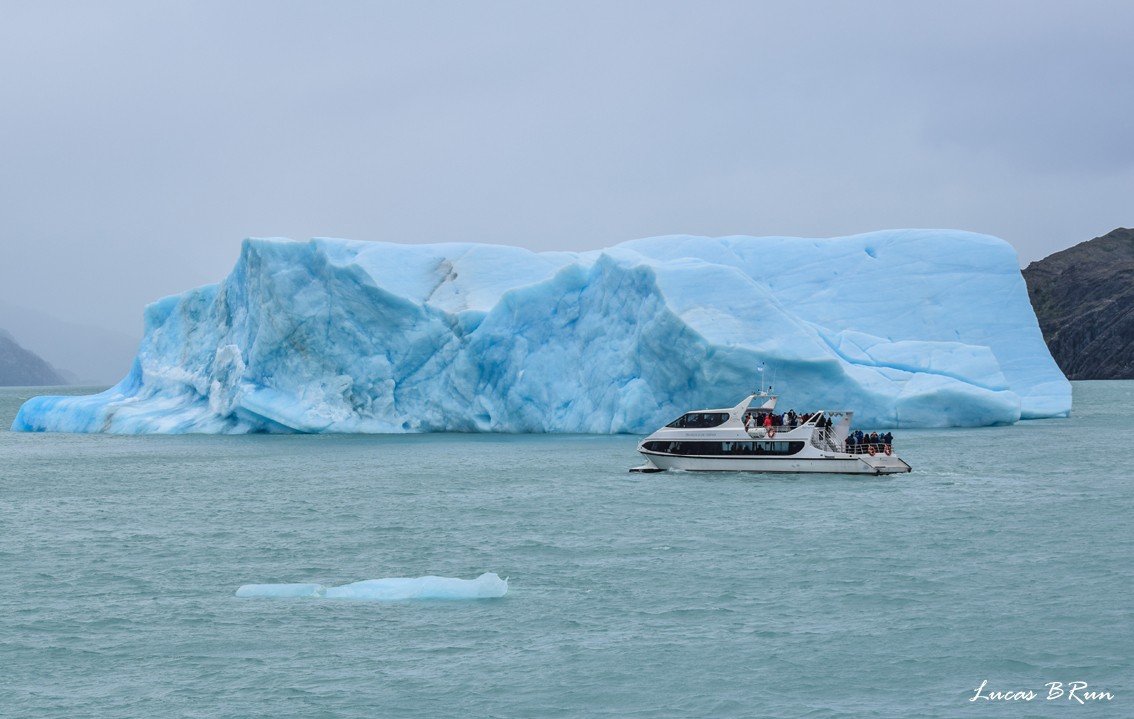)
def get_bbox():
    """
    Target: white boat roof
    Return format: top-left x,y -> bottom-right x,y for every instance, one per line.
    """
687,394 -> 777,415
